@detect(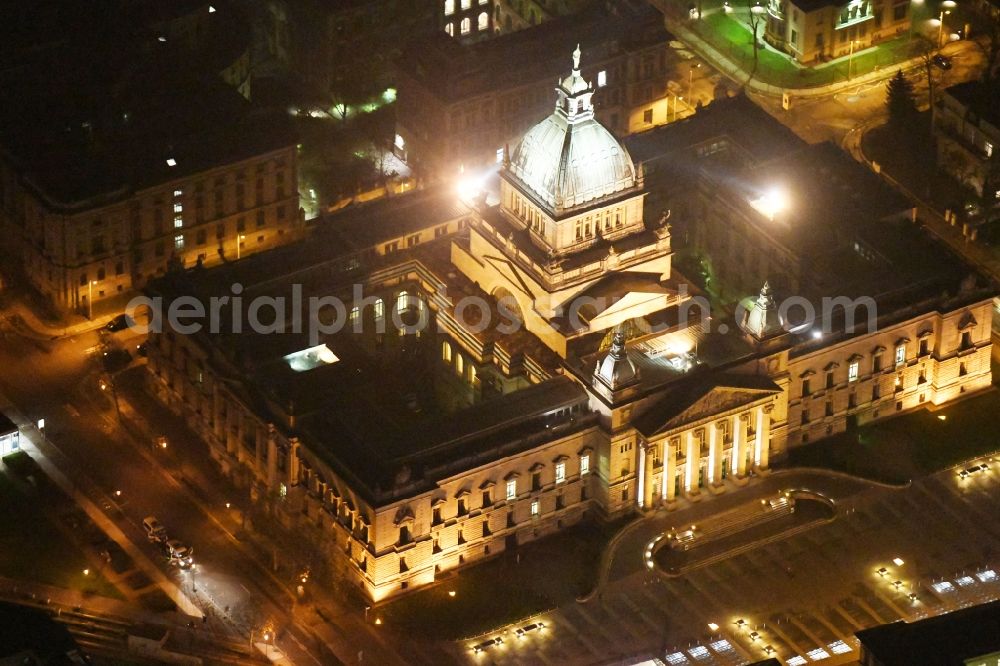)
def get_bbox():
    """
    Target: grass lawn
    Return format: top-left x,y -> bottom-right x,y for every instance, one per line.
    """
379,516 -> 631,641
0,455 -> 122,600
787,387 -> 1000,484
695,11 -> 919,88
